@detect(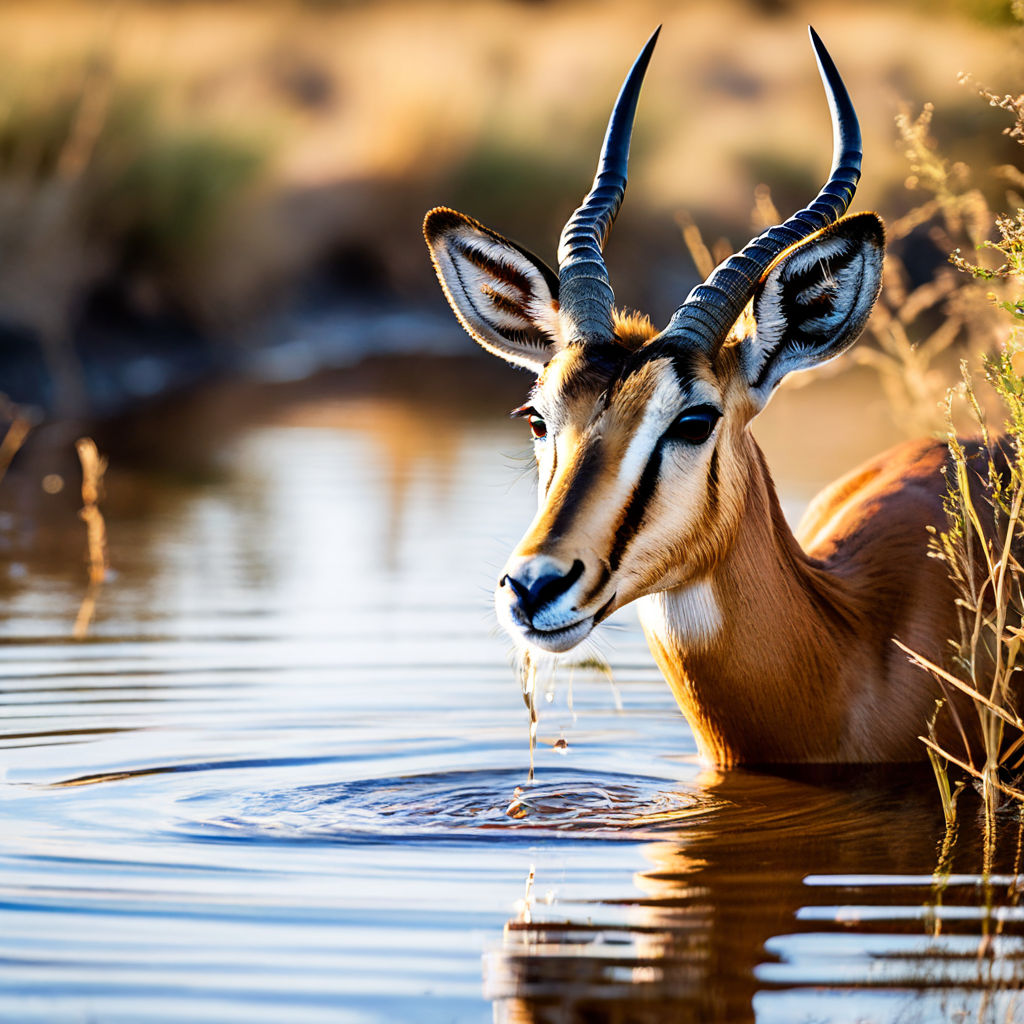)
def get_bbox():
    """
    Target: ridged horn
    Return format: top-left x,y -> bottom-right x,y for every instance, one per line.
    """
557,27 -> 660,346
663,26 -> 862,351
